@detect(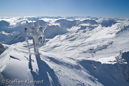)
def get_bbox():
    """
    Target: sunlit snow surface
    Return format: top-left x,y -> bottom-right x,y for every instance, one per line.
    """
0,16 -> 129,86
